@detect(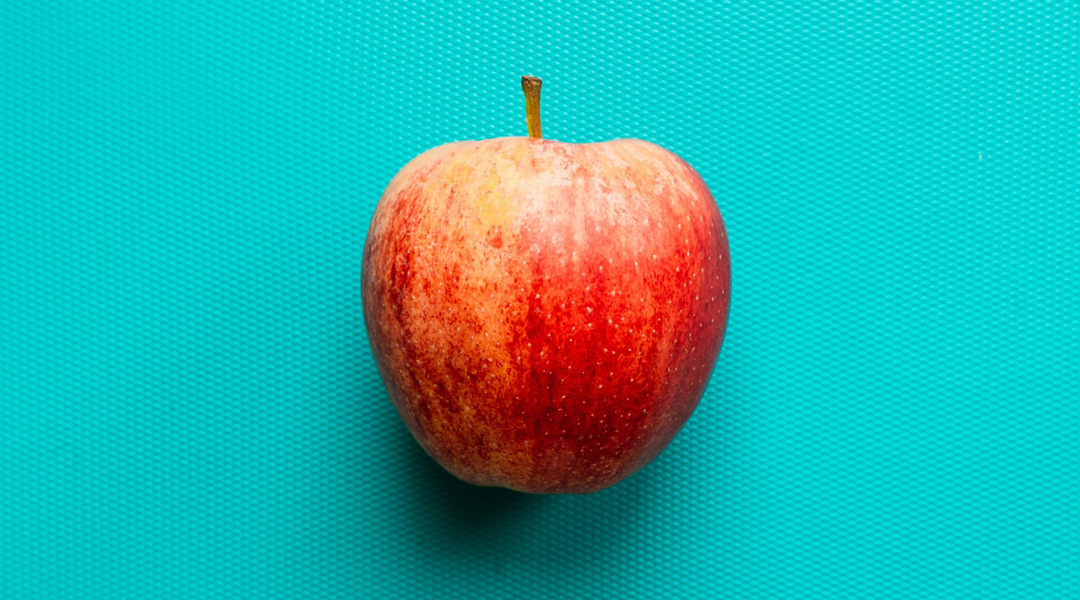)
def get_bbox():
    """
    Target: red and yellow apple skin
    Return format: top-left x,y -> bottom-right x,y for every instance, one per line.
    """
362,137 -> 730,494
